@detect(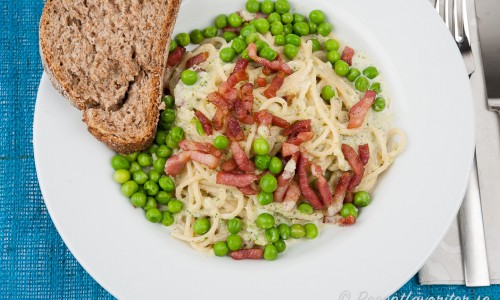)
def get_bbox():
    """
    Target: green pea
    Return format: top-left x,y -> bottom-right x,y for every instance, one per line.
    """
268,12 -> 281,24
145,208 -> 163,223
170,126 -> 185,143
293,22 -> 309,36
270,21 -> 283,35
255,40 -> 269,52
227,218 -> 242,234
213,241 -> 229,256
129,162 -> 141,173
256,213 -> 275,229
290,224 -> 305,239
203,26 -> 218,38
327,50 -> 340,64
167,199 -> 183,214
321,85 -> 335,102
274,240 -> 286,253
260,174 -> 278,193
211,135 -> 228,150
281,13 -> 293,24
114,169 -> 130,184
363,66 -> 379,79
293,13 -> 306,23
257,191 -> 273,205
285,34 -> 301,46
317,22 -> 333,37
121,180 -> 138,197
215,14 -> 228,29
253,137 -> 269,155
220,47 -> 236,63
162,95 -> 175,109
263,244 -> 278,260
193,217 -> 211,235
144,180 -> 159,196
160,109 -> 176,123
246,0 -> 260,13
112,155 -> 130,170
241,49 -> 251,61
144,197 -> 157,211
165,133 -> 178,149
169,40 -> 178,52
124,151 -> 139,162
226,234 -> 243,251
137,153 -> 152,167
223,31 -> 237,42
153,157 -> 167,174
148,170 -> 161,183
274,34 -> 285,46
155,132 -> 167,146
311,39 -> 321,52
132,170 -> 148,185
268,157 -> 283,174
278,223 -> 291,240
255,155 -> 271,170
240,24 -> 256,38
324,39 -> 340,52
265,227 -> 280,243
298,202 -> 314,214
370,82 -> 382,93
259,47 -> 277,61
246,32 -> 259,44
155,191 -> 171,205
304,223 -> 318,239
131,192 -> 147,208
175,33 -> 190,47
347,68 -> 361,82
189,29 -> 204,44
228,13 -> 243,28
308,21 -> 317,34
181,70 -> 198,85
161,211 -> 175,226
156,145 -> 172,159
283,23 -> 293,35
159,176 -> 175,192
309,10 -> 325,24
261,0 -> 275,14
372,97 -> 386,112
353,191 -> 371,207
231,37 -> 247,54
340,203 -> 358,218
334,60 -> 350,76
355,76 -> 370,92
284,44 -> 299,60
275,0 -> 290,13
255,18 -> 270,34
